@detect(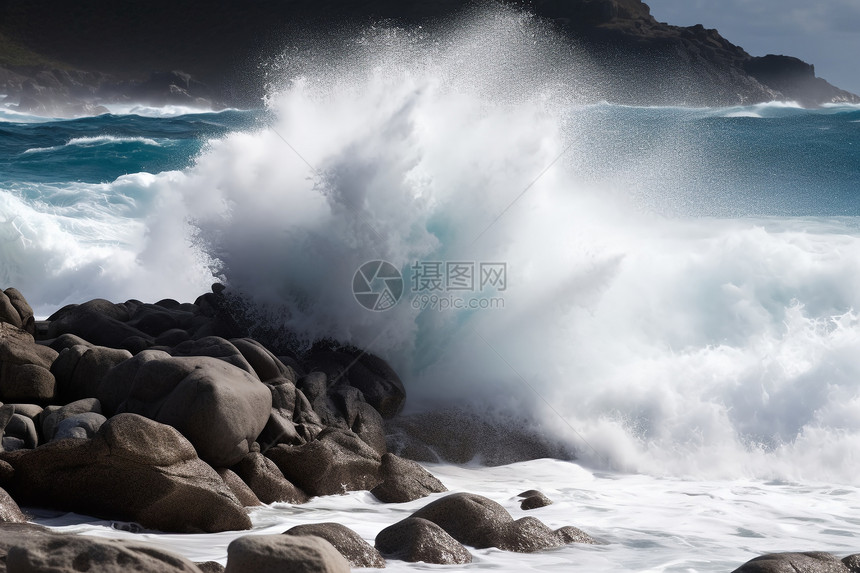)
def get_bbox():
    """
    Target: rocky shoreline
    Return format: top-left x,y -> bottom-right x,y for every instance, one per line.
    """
0,286 -> 858,571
